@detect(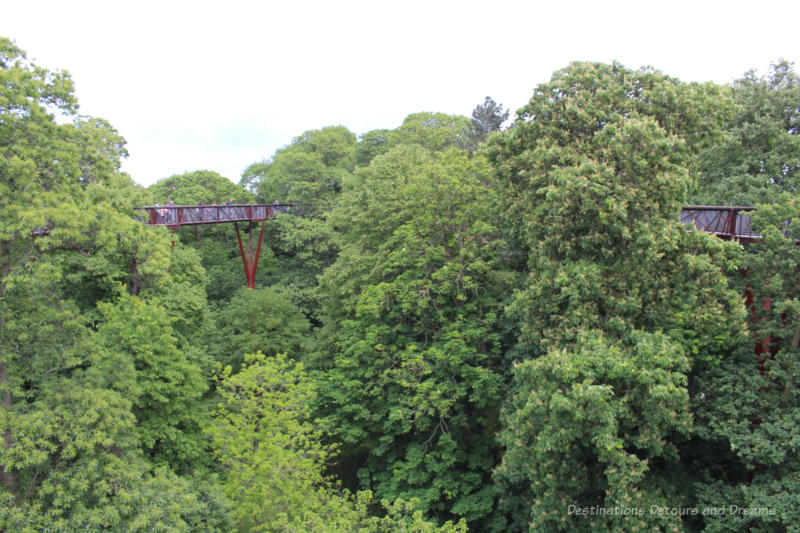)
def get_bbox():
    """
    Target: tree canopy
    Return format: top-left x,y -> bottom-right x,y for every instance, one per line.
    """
5,35 -> 800,532
488,61 -> 748,531
693,60 -> 800,205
